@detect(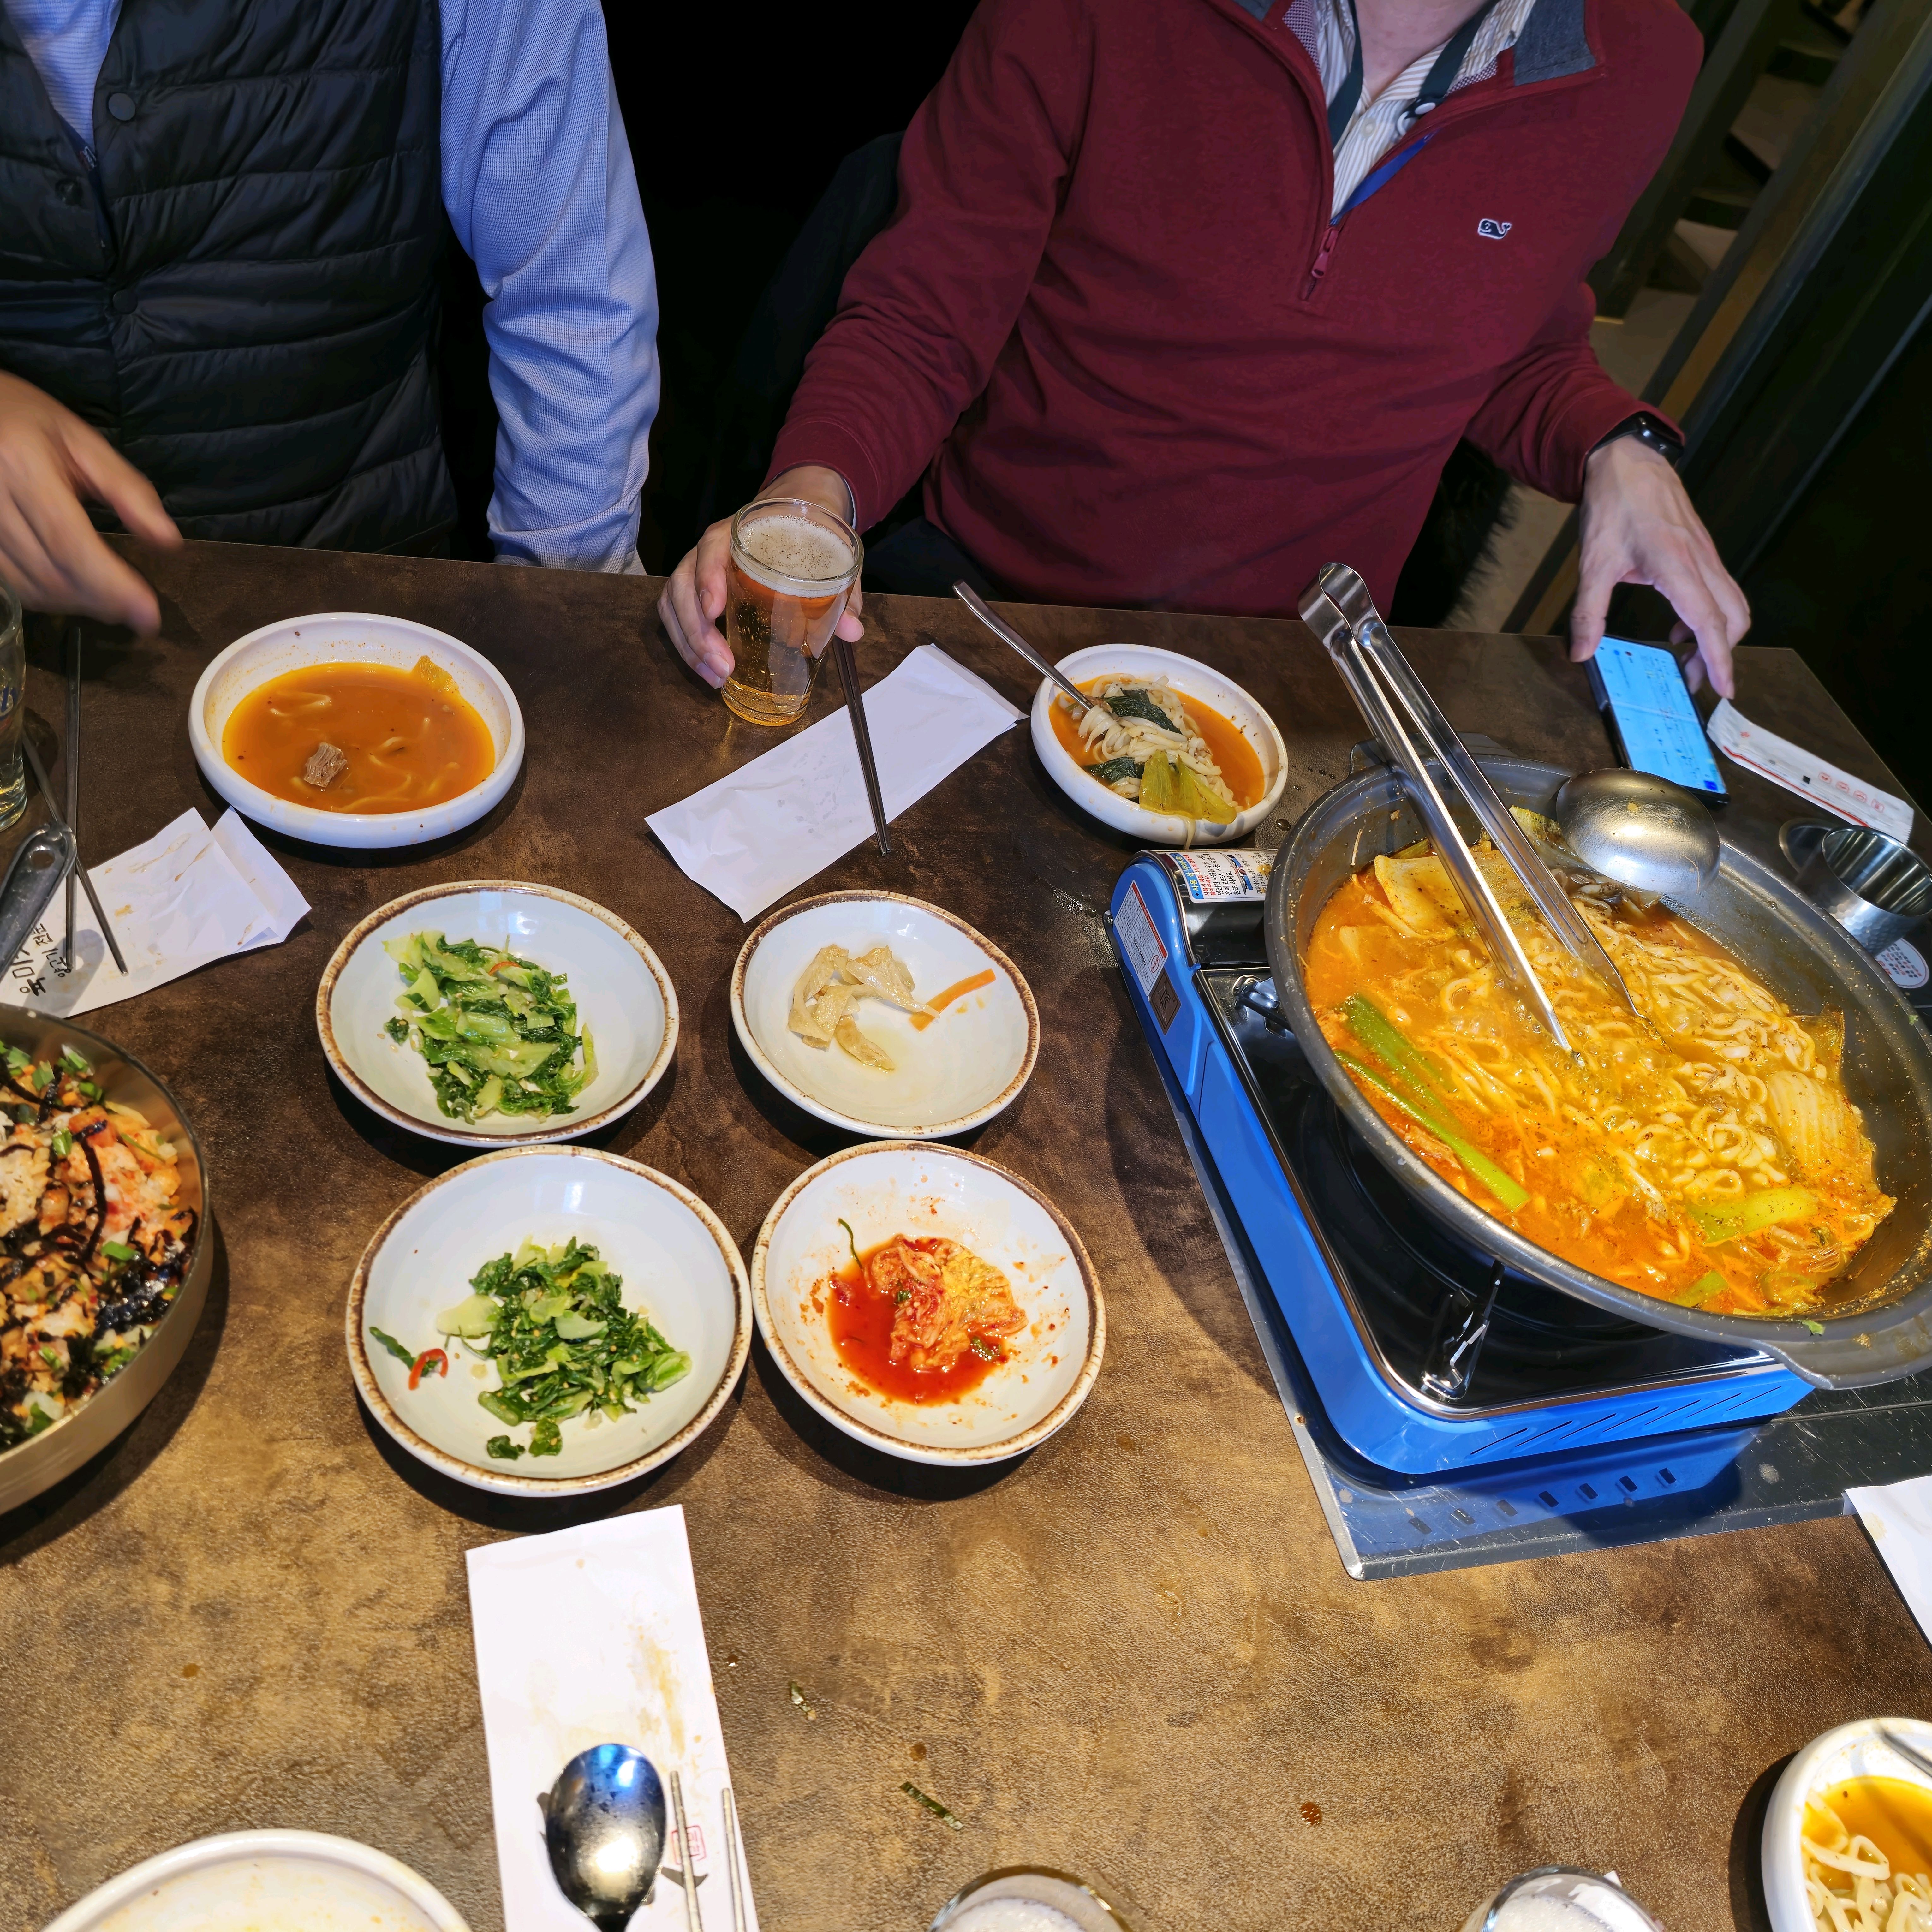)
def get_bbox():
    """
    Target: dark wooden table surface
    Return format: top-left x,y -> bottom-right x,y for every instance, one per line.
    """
4,539 -> 1929,1932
